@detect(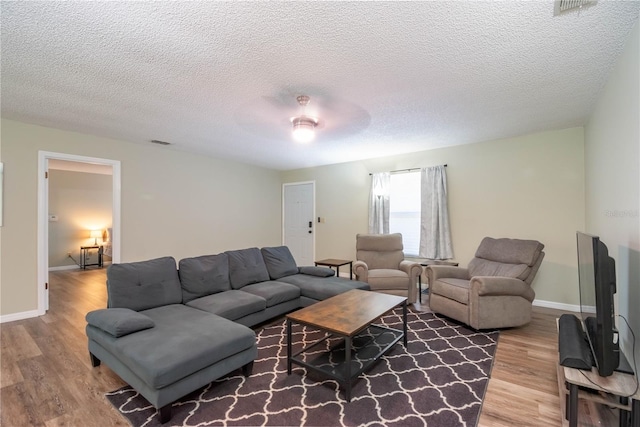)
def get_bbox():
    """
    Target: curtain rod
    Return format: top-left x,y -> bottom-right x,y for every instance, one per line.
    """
368,164 -> 447,176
